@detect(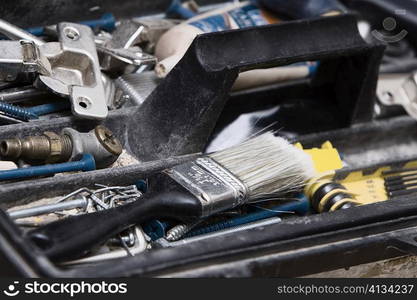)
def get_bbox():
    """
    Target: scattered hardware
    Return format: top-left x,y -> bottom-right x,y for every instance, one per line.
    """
383,166 -> 417,198
1,0 -> 417,279
26,13 -> 117,36
305,160 -> 417,213
8,198 -> 89,220
377,72 -> 417,120
163,194 -> 310,242
27,133 -> 316,261
0,125 -> 122,167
